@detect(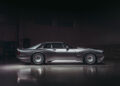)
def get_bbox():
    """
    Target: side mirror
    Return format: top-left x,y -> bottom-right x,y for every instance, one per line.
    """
66,46 -> 69,50
77,46 -> 80,48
